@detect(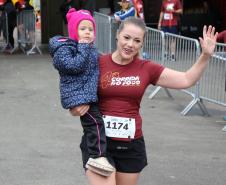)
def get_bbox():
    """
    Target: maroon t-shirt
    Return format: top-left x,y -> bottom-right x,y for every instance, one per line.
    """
217,30 -> 226,44
98,54 -> 164,140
